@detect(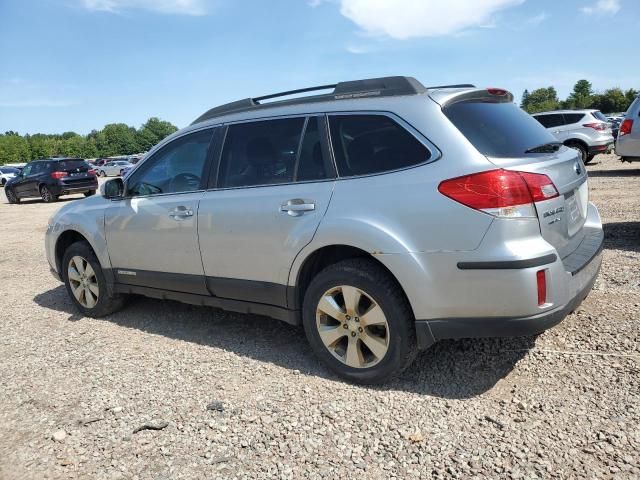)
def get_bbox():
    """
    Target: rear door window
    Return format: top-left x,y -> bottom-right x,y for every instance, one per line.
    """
444,101 -> 557,158
296,117 -> 329,182
218,117 -> 305,188
328,114 -> 429,177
